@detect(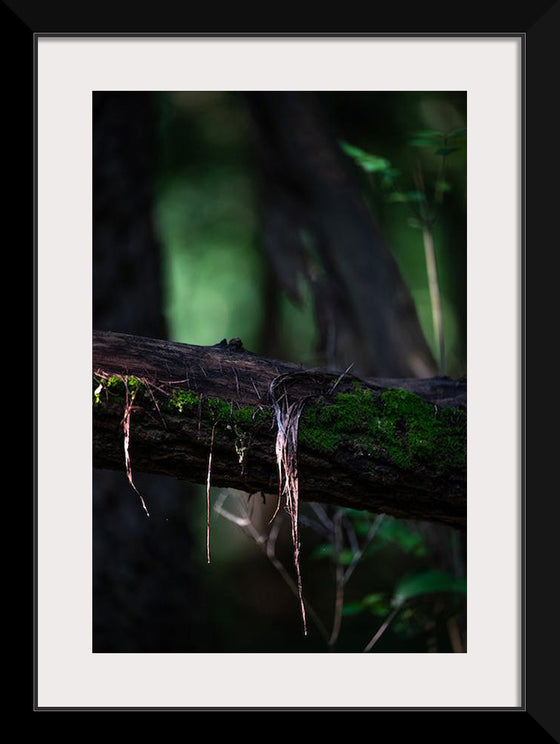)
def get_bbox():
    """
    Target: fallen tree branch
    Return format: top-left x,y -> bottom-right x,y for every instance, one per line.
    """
93,331 -> 466,530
